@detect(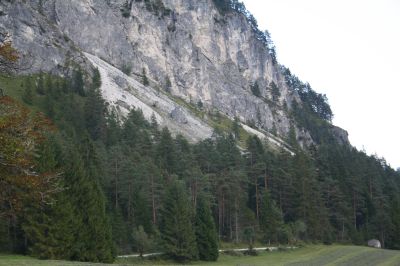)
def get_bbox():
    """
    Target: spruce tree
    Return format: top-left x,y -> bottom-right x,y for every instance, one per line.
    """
63,144 -> 115,263
259,192 -> 283,244
22,136 -> 75,260
160,180 -> 198,262
23,192 -> 76,260
195,196 -> 218,261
